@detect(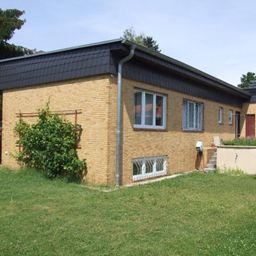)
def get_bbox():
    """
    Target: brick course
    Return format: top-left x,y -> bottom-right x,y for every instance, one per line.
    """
2,75 -> 242,185
2,76 -> 111,184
